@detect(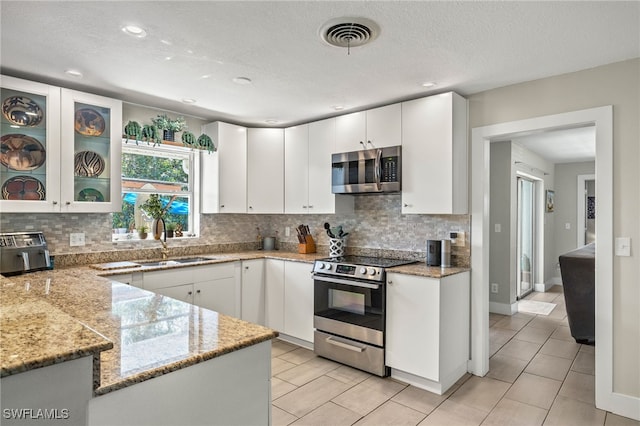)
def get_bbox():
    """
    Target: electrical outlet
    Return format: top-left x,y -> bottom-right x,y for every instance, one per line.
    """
491,283 -> 499,293
70,232 -> 85,247
285,227 -> 291,237
450,231 -> 466,247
